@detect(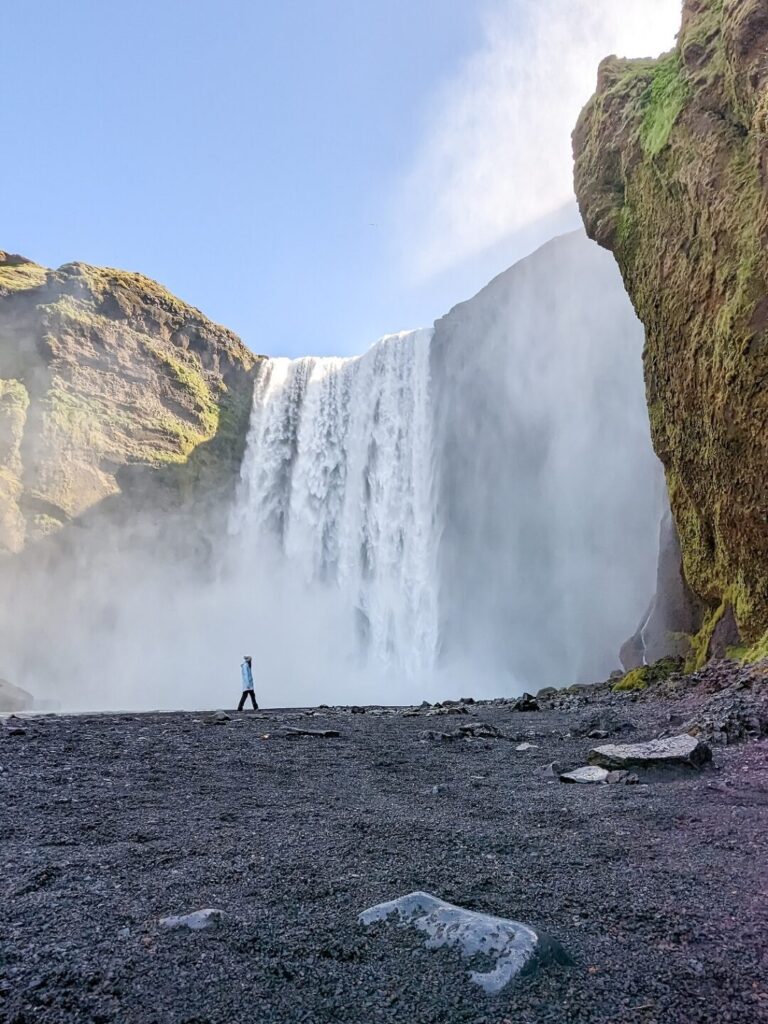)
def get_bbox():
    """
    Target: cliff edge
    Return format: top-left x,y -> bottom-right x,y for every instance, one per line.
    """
0,252 -> 259,553
573,0 -> 768,662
